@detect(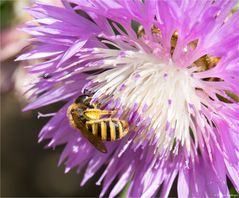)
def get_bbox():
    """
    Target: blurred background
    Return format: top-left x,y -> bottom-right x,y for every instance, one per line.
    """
0,0 -> 238,197
0,0 -> 103,196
